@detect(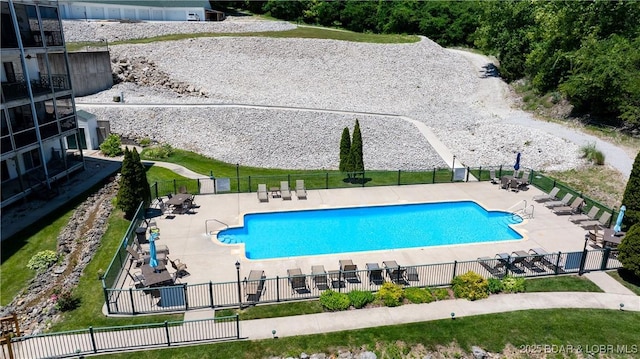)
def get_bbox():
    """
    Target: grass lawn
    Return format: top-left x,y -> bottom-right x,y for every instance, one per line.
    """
101,309 -> 640,358
525,275 -> 603,293
608,269 -> 640,296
